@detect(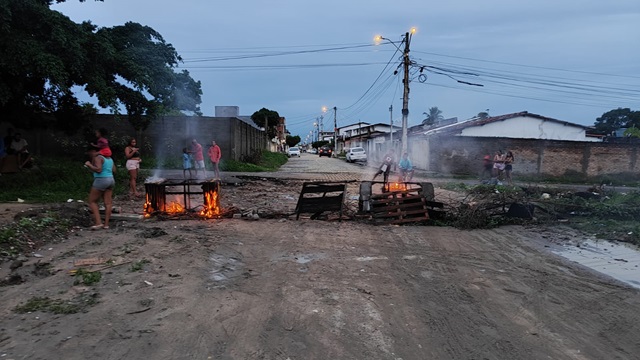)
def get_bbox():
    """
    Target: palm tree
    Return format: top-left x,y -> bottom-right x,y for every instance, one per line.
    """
422,107 -> 444,126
